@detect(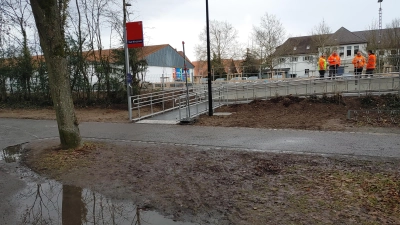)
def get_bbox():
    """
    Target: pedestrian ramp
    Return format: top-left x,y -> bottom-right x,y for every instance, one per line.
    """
129,73 -> 400,124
